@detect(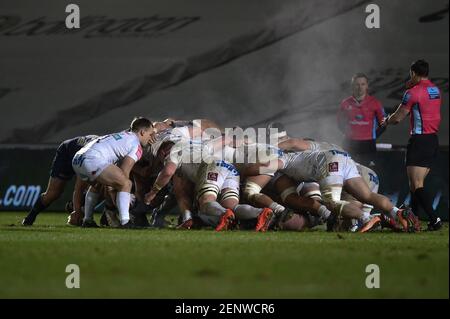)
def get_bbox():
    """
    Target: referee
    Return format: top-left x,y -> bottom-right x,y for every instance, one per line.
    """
382,59 -> 442,230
